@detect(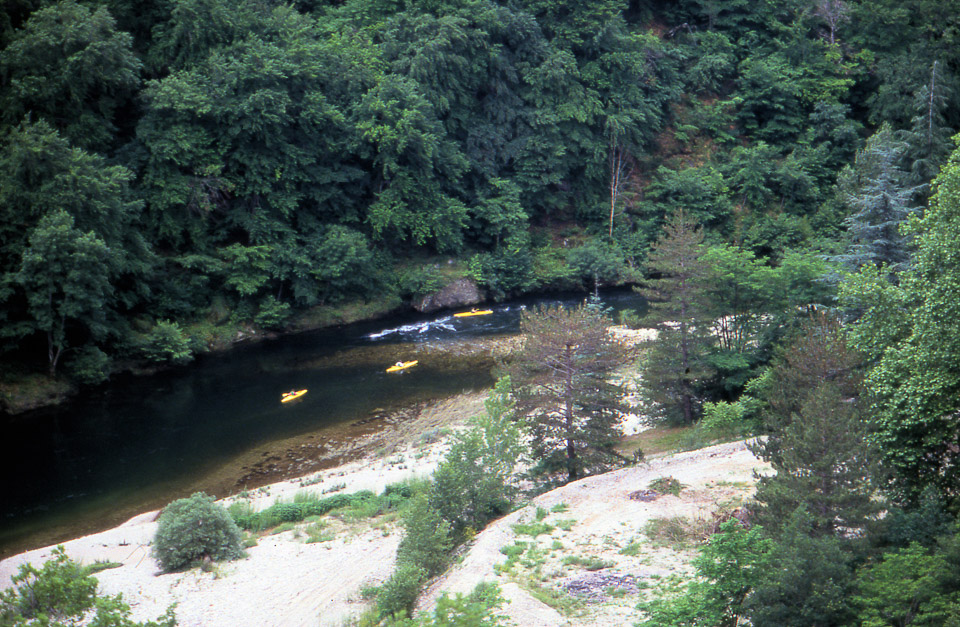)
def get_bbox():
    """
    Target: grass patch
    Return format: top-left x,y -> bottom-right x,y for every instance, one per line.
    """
500,541 -> 529,559
268,522 -> 297,535
496,541 -> 547,574
617,425 -> 697,458
644,516 -> 713,548
523,581 -> 584,616
550,503 -> 569,513
648,476 -> 683,497
512,521 -> 555,537
619,540 -> 644,556
83,560 -> 122,575
555,518 -> 576,532
230,480 -> 425,532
